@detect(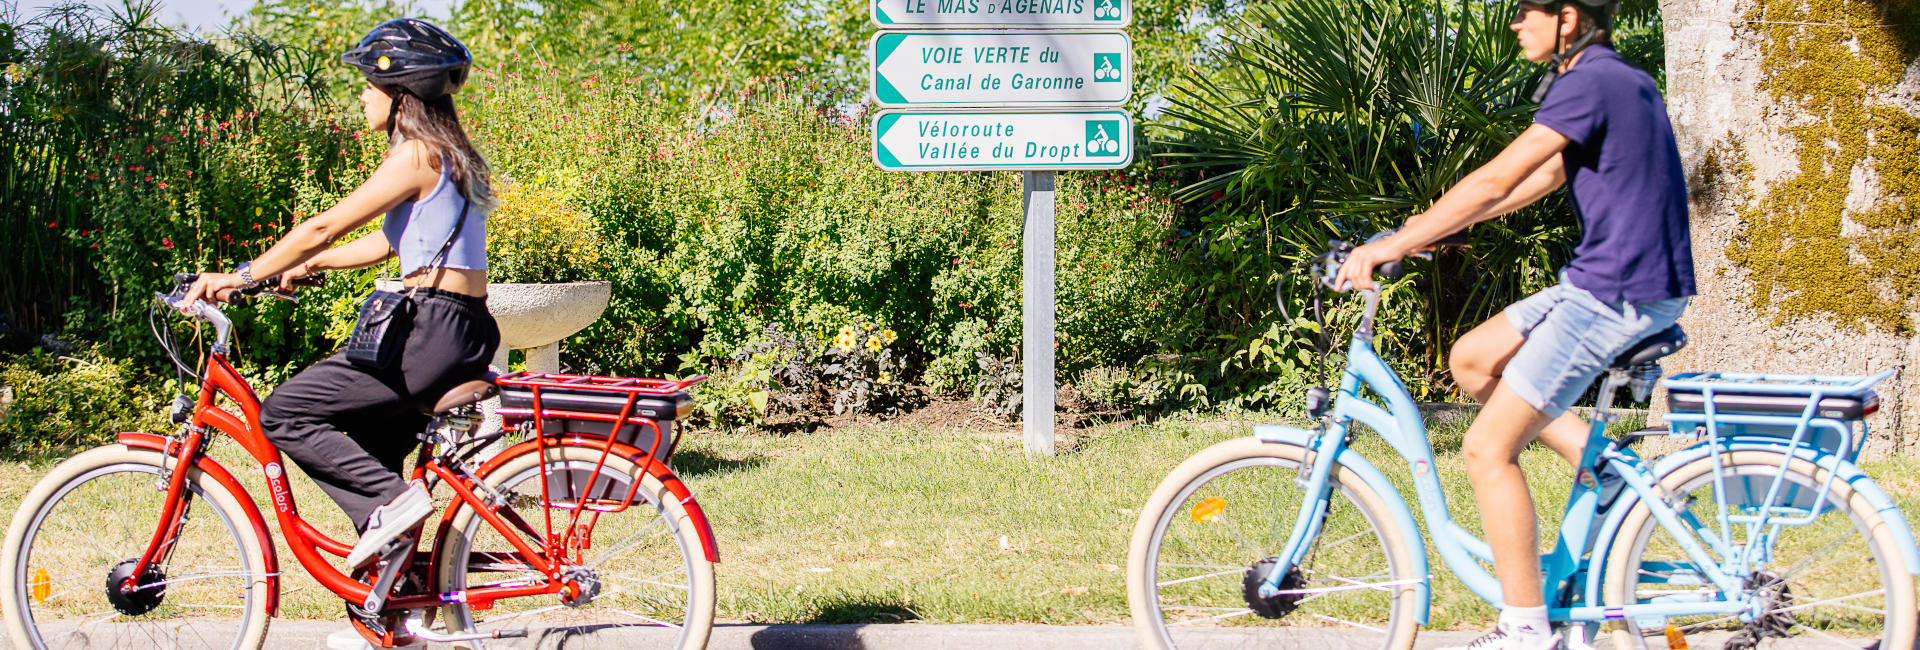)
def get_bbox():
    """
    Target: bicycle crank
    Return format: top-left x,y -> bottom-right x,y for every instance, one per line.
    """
1242,556 -> 1307,619
103,558 -> 167,616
